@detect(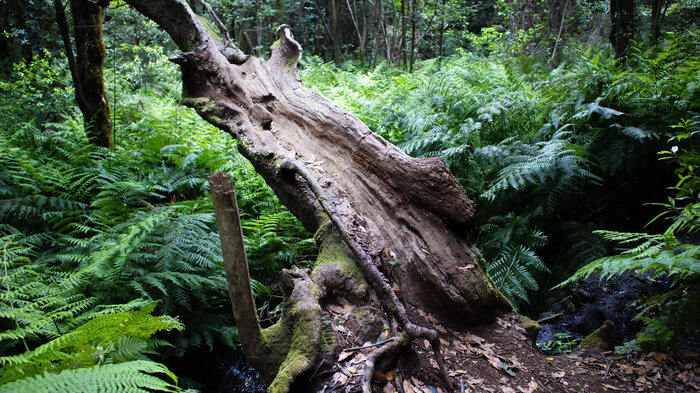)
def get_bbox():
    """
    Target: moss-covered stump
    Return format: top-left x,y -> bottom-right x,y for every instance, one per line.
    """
581,320 -> 616,351
518,316 -> 542,343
